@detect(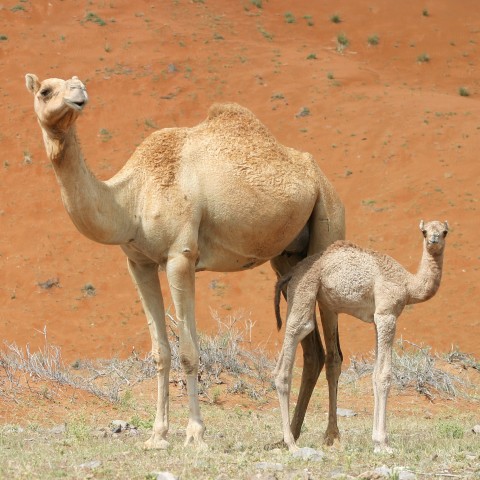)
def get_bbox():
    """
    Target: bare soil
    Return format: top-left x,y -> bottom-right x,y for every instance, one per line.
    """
0,0 -> 479,386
